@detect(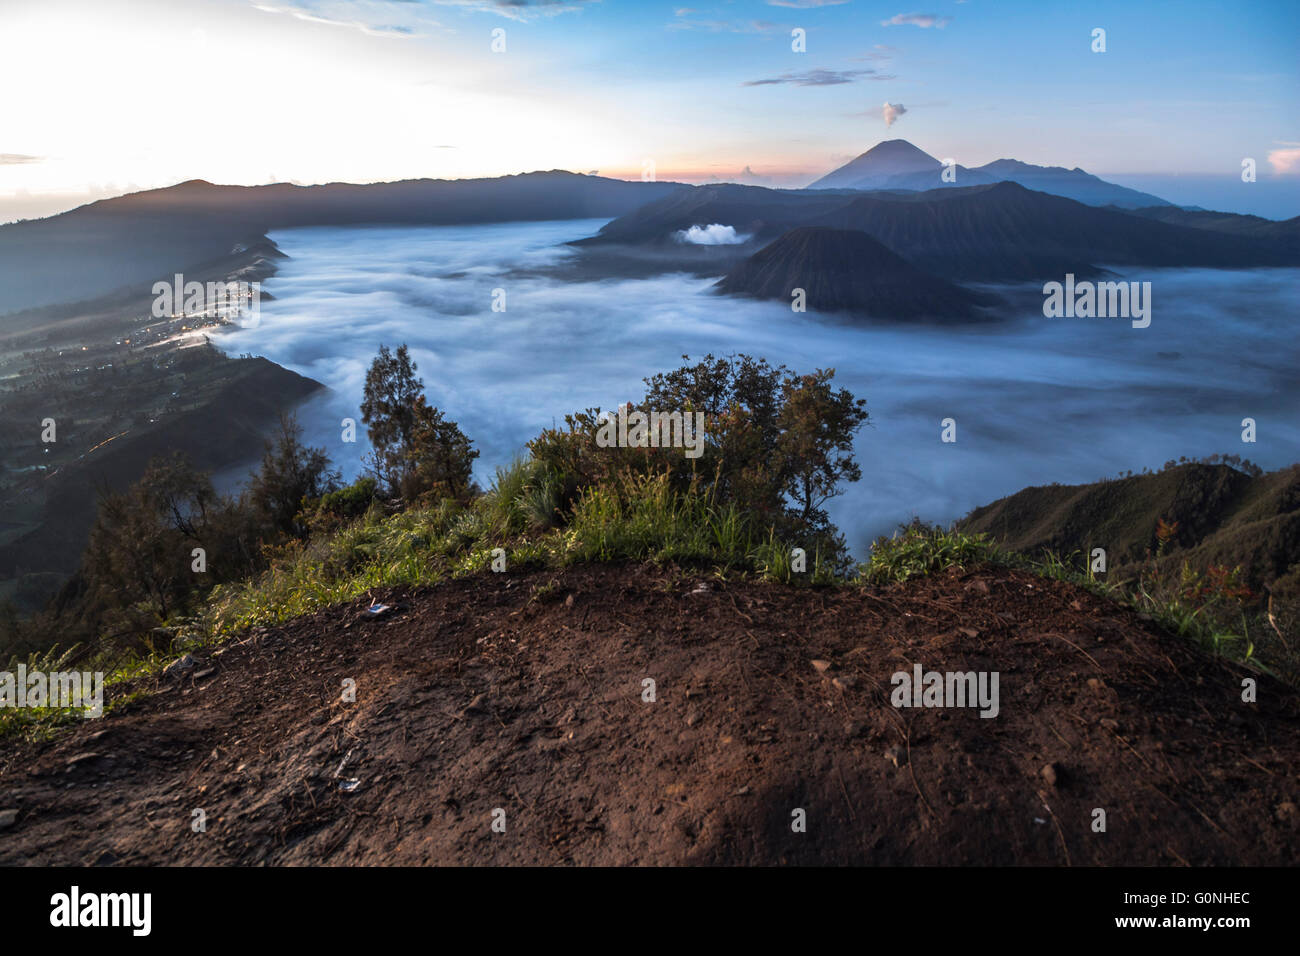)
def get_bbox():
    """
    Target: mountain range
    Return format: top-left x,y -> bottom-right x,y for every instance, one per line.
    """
0,172 -> 682,316
579,178 -> 1300,287
808,139 -> 1172,209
